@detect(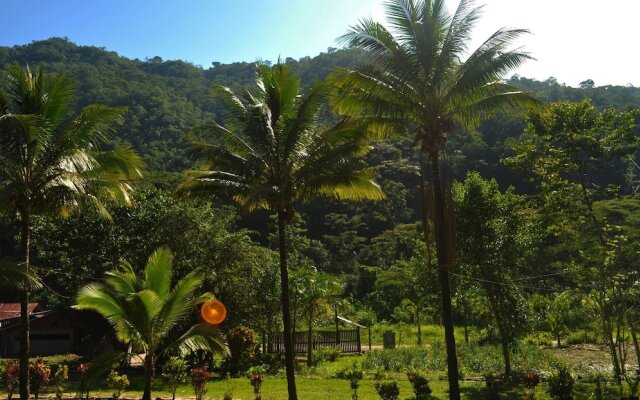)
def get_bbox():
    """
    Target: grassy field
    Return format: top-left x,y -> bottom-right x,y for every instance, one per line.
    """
35,374 -> 634,400
19,324 -> 640,399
